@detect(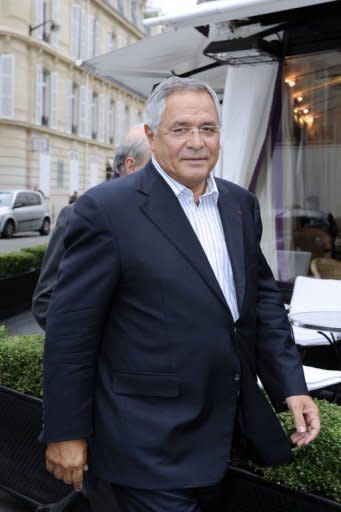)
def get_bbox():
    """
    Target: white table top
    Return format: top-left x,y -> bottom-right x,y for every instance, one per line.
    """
289,311 -> 341,332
